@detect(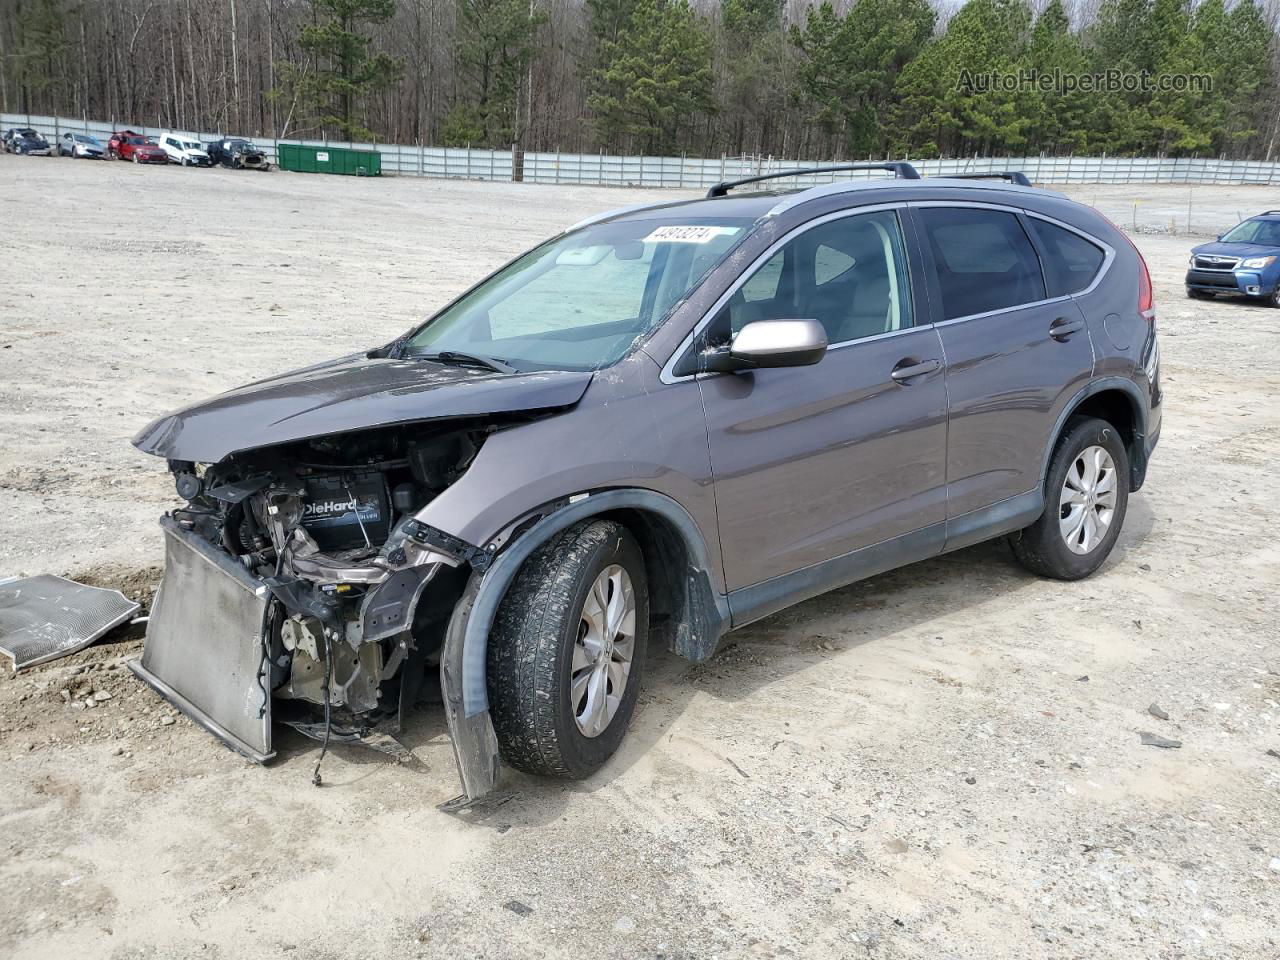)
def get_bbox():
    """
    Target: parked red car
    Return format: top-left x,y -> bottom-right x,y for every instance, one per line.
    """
108,130 -> 168,164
